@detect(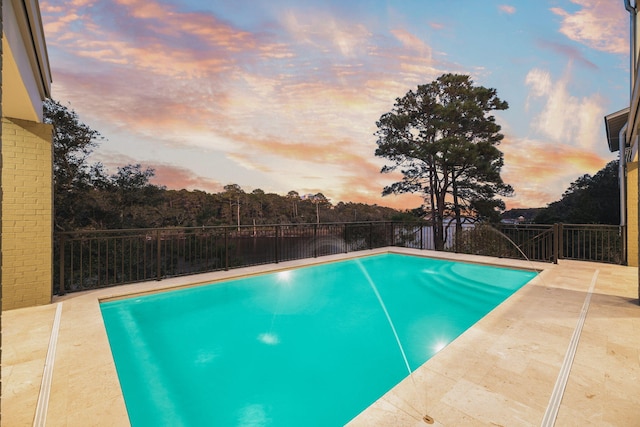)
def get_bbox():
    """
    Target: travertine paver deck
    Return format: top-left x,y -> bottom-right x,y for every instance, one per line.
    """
3,248 -> 640,426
